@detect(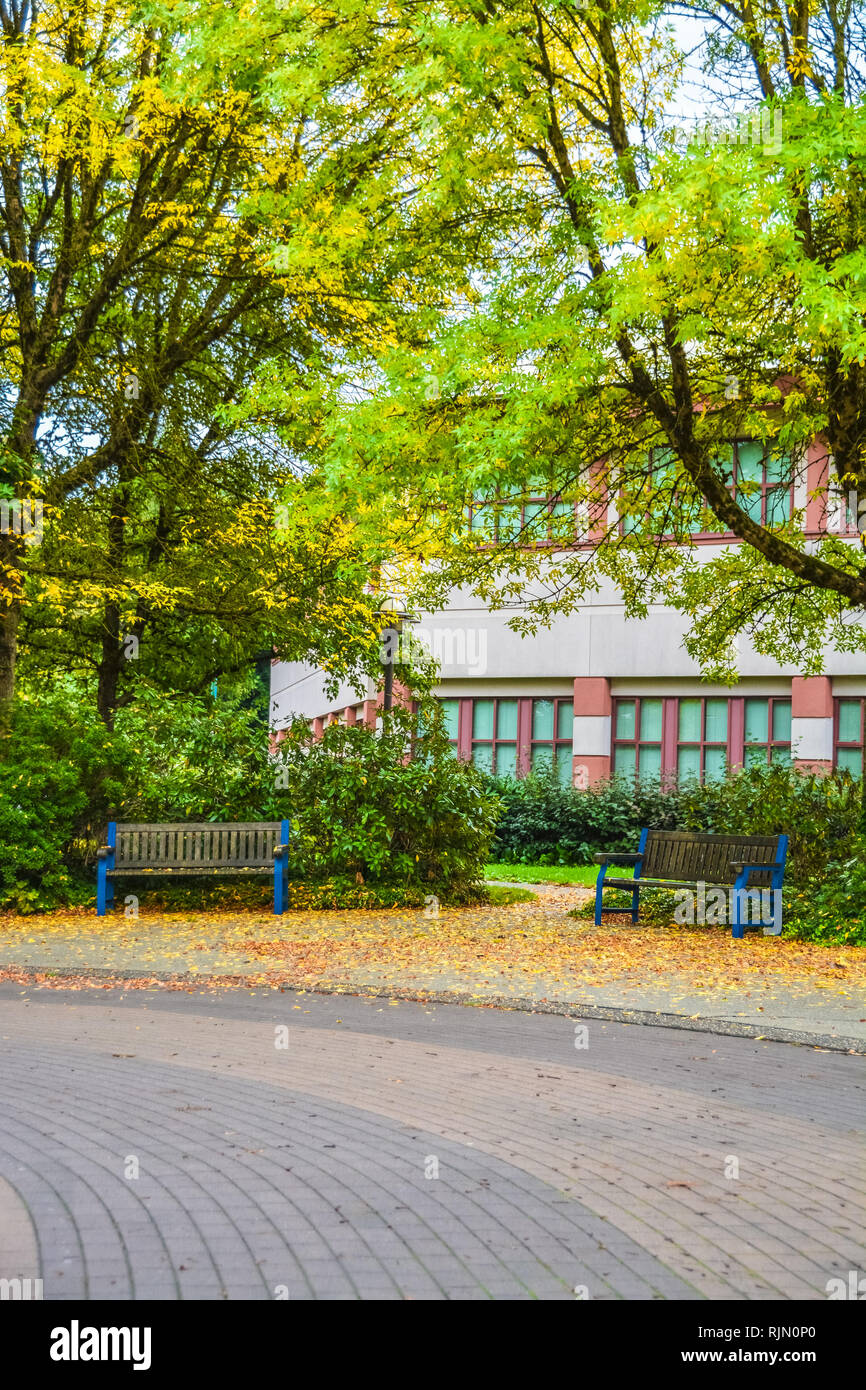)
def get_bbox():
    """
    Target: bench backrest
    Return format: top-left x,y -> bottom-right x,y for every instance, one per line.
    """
110,822 -> 284,870
641,830 -> 783,887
